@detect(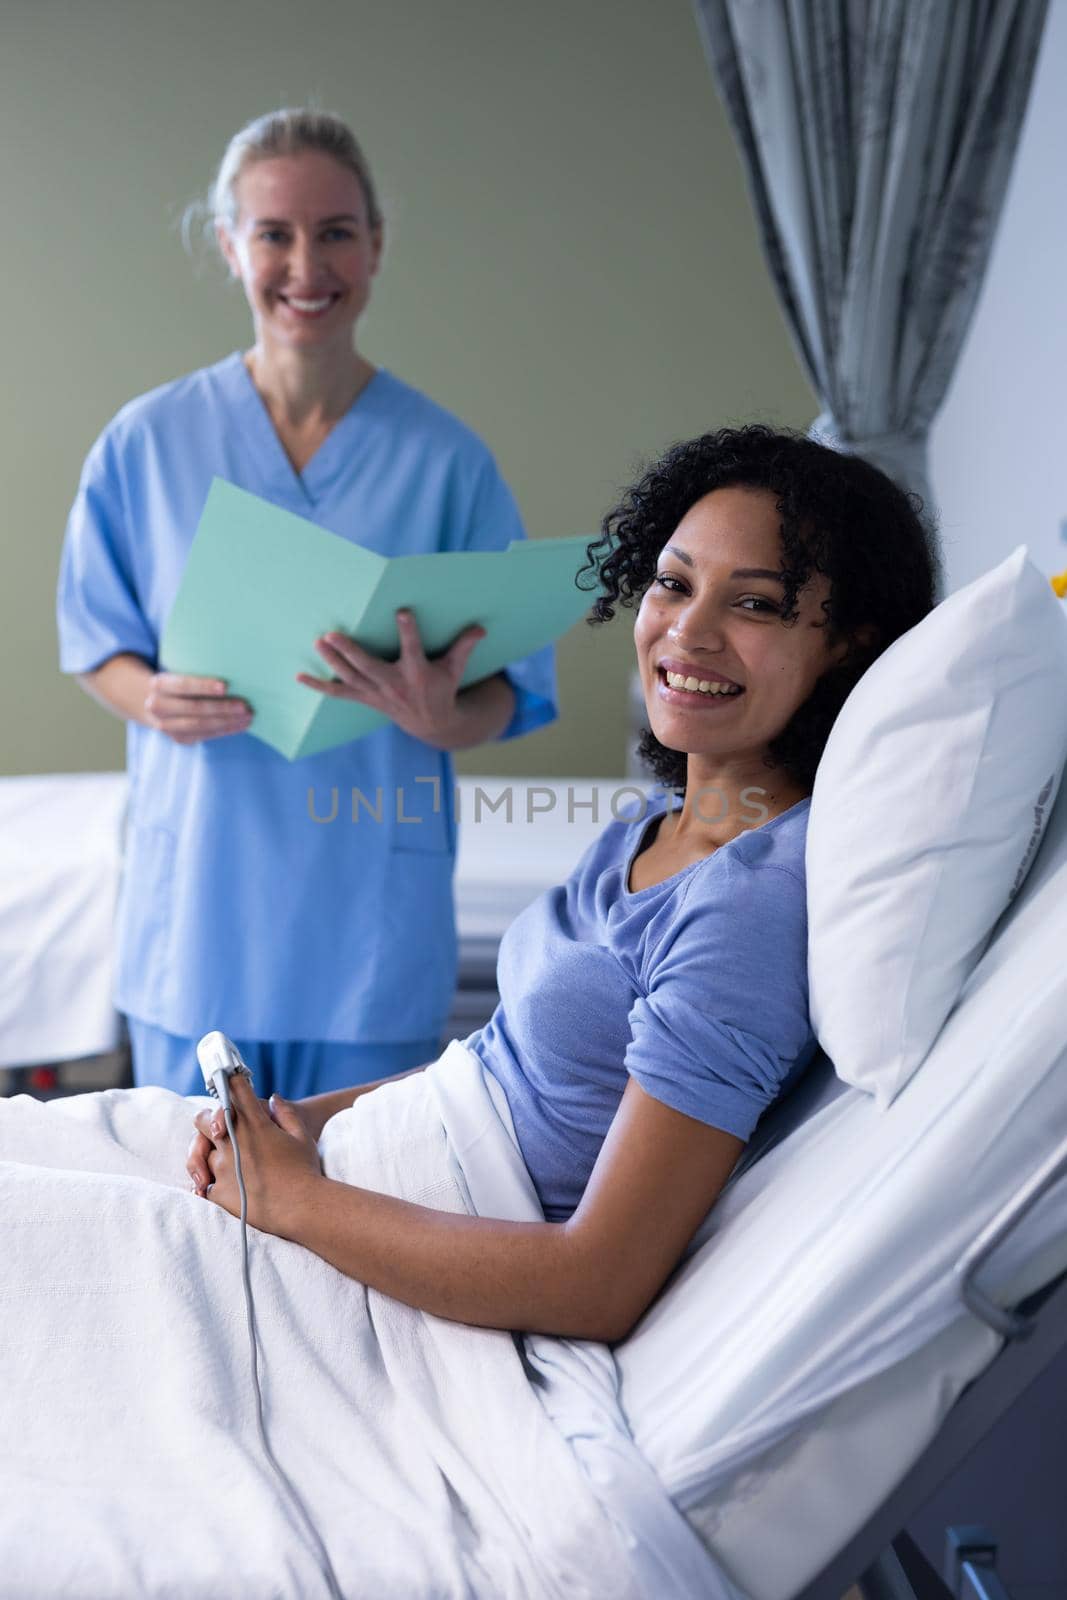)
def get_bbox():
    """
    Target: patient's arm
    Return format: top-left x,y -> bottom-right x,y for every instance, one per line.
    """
280,1077 -> 743,1343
